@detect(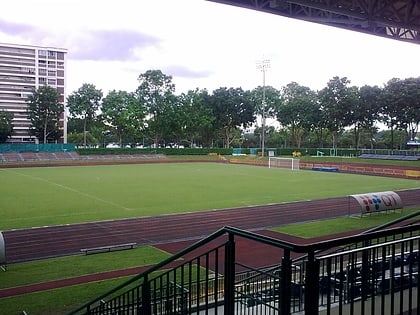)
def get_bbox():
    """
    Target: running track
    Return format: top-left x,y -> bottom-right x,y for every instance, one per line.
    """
3,188 -> 420,263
